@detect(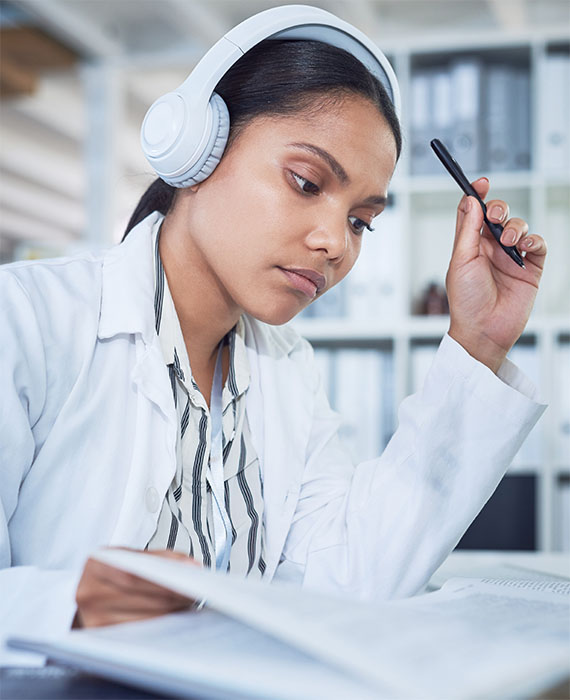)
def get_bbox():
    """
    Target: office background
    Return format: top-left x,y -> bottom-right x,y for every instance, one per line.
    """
0,0 -> 568,552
